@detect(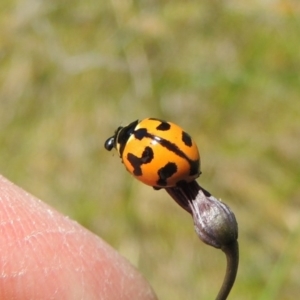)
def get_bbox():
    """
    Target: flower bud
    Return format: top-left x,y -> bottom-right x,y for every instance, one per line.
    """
189,189 -> 238,249
165,181 -> 238,249
165,180 -> 239,299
